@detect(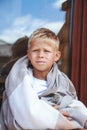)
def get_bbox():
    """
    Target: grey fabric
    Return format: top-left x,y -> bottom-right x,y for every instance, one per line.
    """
39,63 -> 77,108
0,56 -> 87,129
39,63 -> 87,128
